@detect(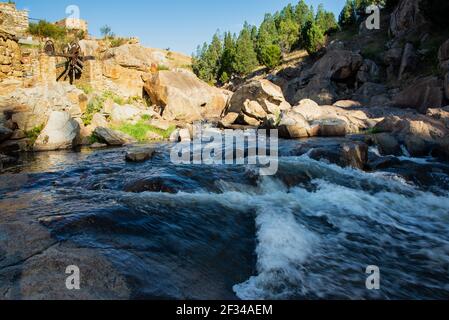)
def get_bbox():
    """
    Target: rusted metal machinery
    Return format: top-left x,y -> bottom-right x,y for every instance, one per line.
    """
44,39 -> 92,84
